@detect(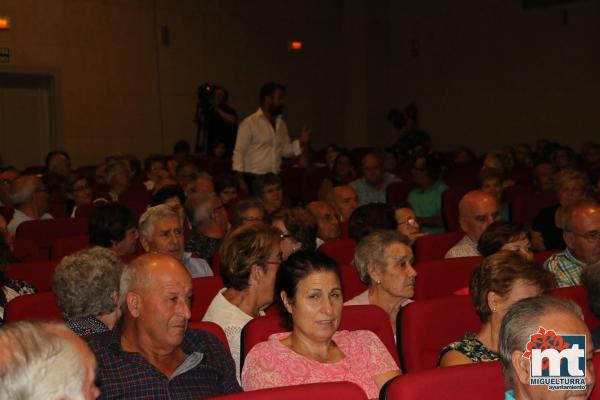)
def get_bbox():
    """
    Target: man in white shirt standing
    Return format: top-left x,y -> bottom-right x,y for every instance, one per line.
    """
232,82 -> 310,189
